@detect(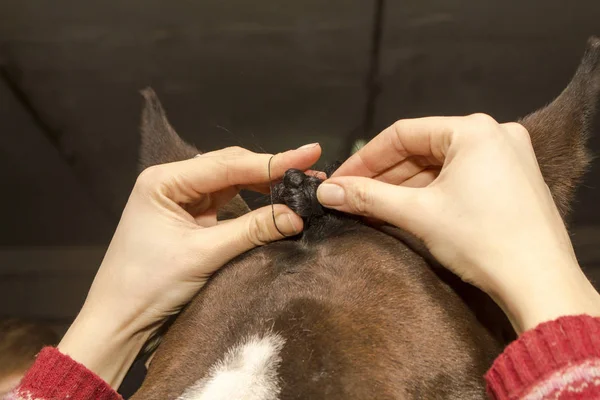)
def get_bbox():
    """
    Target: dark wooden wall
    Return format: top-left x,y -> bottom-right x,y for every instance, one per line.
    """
1,1 -> 599,335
